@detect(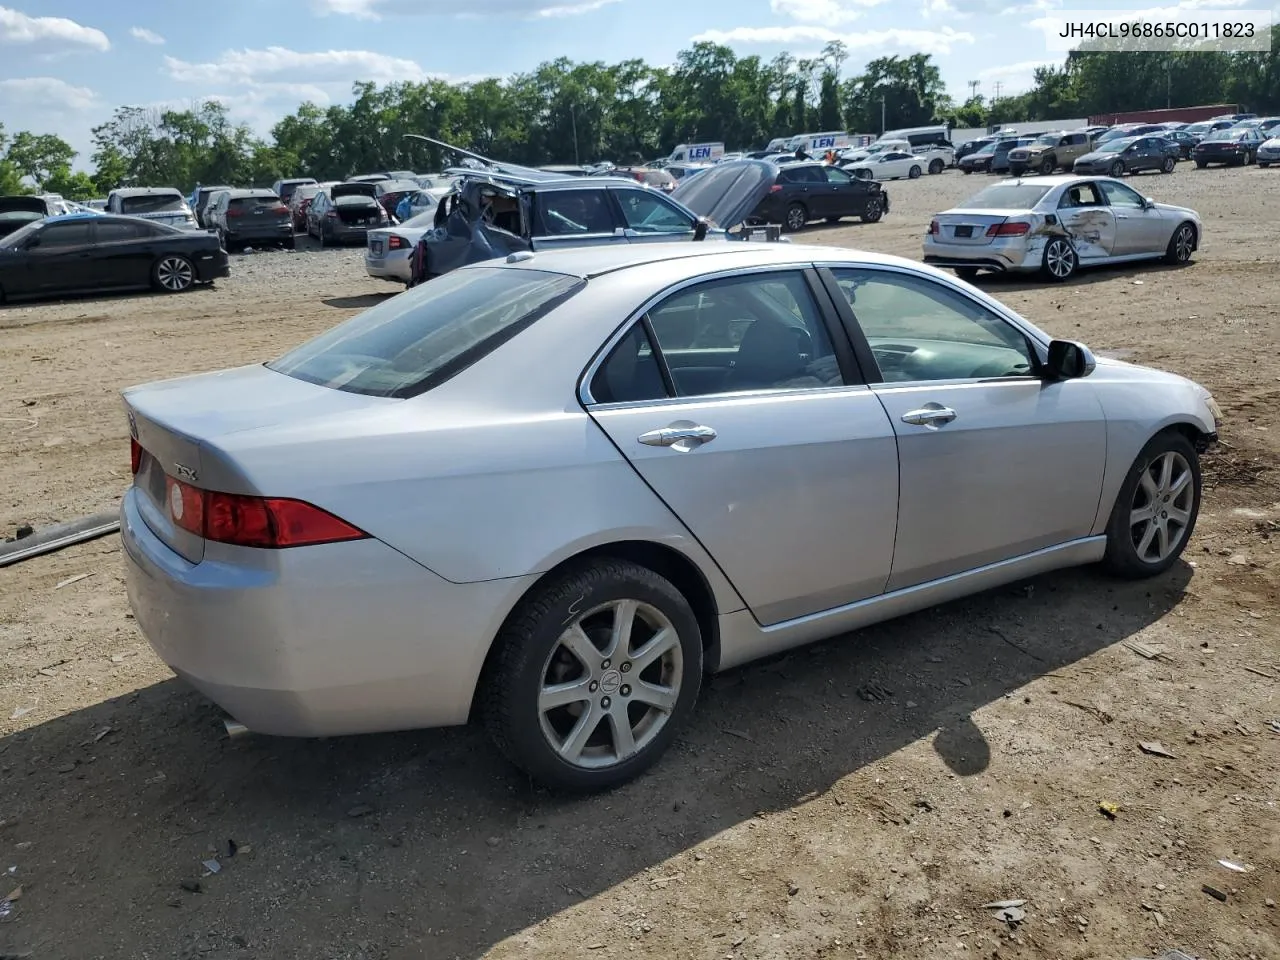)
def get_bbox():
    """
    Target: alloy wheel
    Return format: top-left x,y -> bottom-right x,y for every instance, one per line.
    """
1110,161 -> 1125,178
1044,239 -> 1076,279
1174,224 -> 1195,262
1129,451 -> 1195,564
785,205 -> 807,231
156,257 -> 194,292
536,599 -> 683,770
